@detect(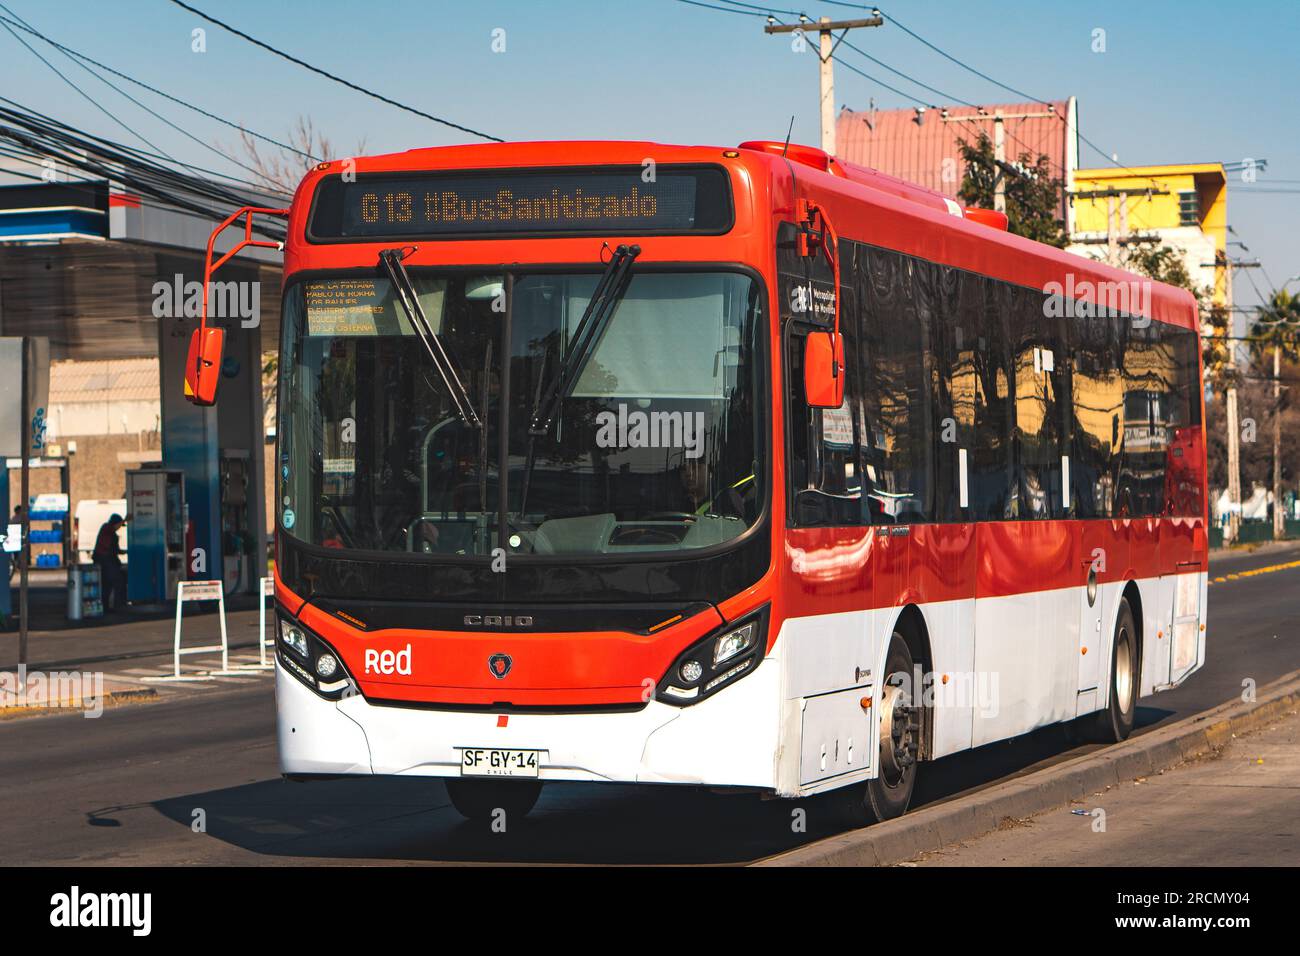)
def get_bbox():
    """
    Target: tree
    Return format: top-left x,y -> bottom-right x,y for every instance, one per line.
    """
957,133 -> 1067,248
1248,288 -> 1300,367
235,116 -> 366,196
1248,289 -> 1300,535
1105,240 -> 1226,382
